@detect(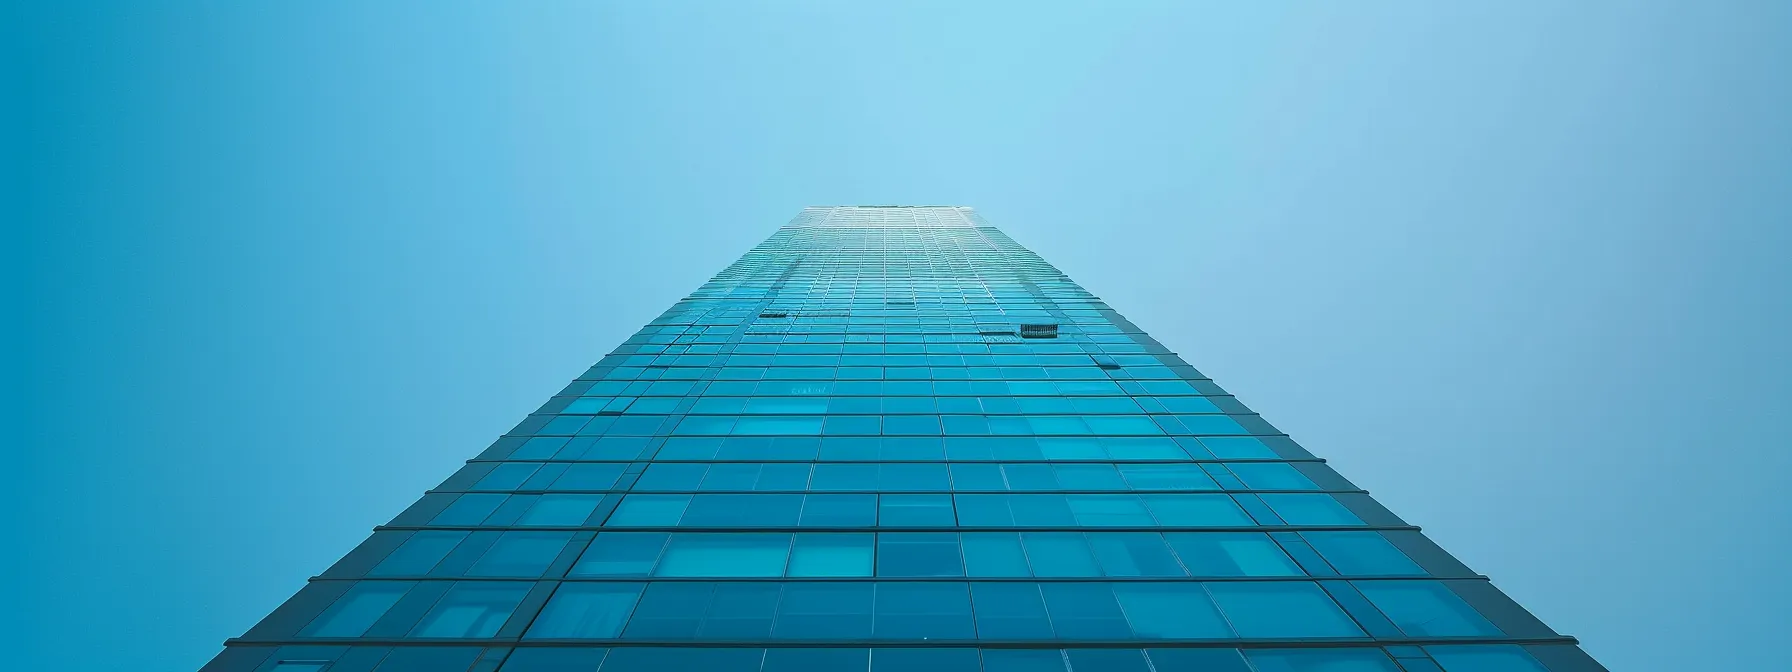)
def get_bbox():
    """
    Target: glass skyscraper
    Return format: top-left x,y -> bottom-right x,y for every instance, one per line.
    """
205,207 -> 1605,672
